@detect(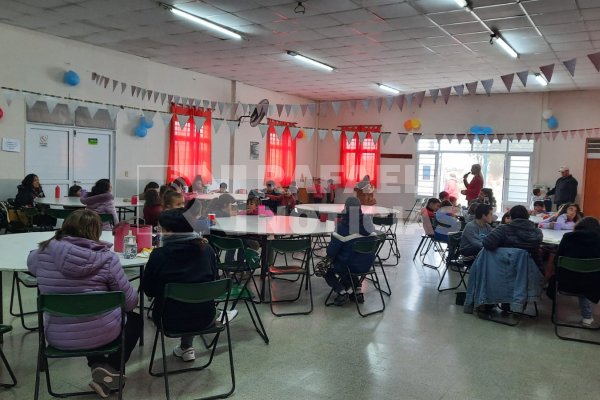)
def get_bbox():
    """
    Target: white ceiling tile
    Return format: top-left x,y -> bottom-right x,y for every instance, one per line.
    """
523,0 -> 578,14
